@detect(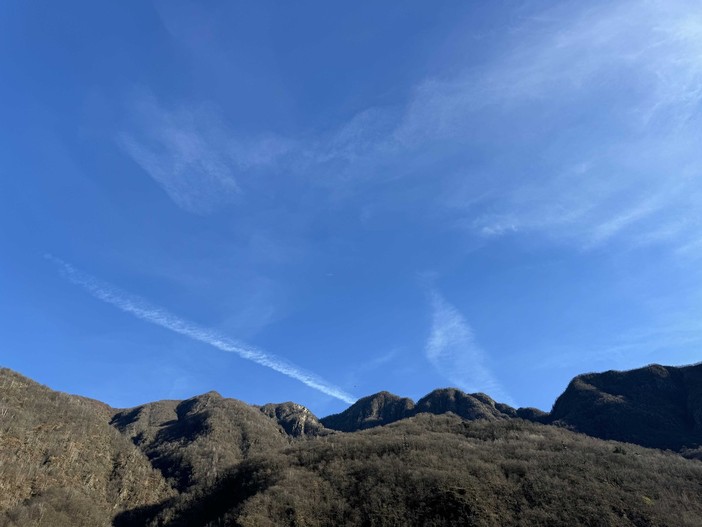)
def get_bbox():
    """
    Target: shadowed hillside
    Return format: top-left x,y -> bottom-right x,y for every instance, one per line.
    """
549,363 -> 702,450
111,391 -> 289,492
